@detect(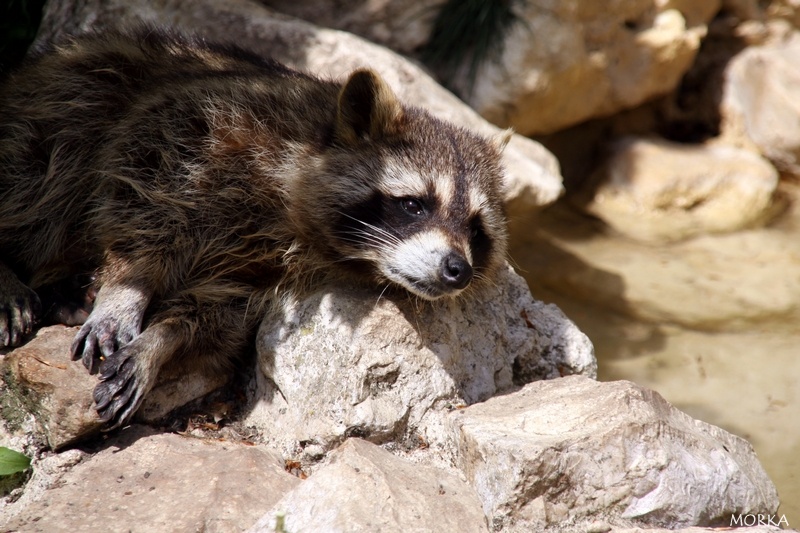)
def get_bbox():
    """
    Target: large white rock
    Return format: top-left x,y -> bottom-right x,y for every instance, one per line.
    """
248,438 -> 490,533
448,376 -> 780,531
245,264 -> 595,457
584,136 -> 779,242
37,0 -> 564,212
721,30 -> 800,175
